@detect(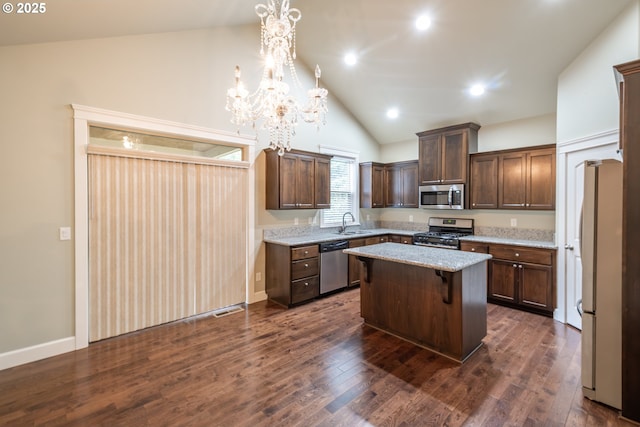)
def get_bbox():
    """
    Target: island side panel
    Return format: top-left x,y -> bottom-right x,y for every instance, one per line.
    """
359,258 -> 465,361
461,261 -> 488,359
